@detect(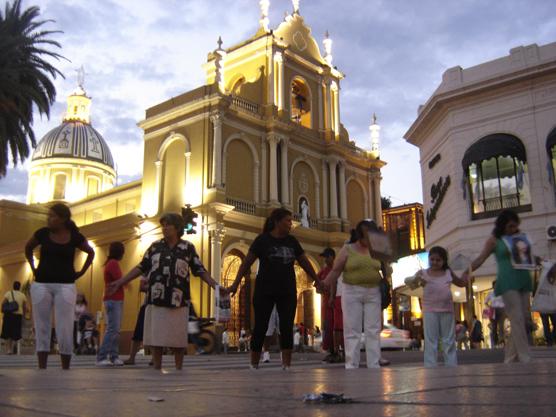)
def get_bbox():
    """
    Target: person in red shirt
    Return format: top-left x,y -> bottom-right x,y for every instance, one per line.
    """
96,242 -> 125,366
317,248 -> 336,362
